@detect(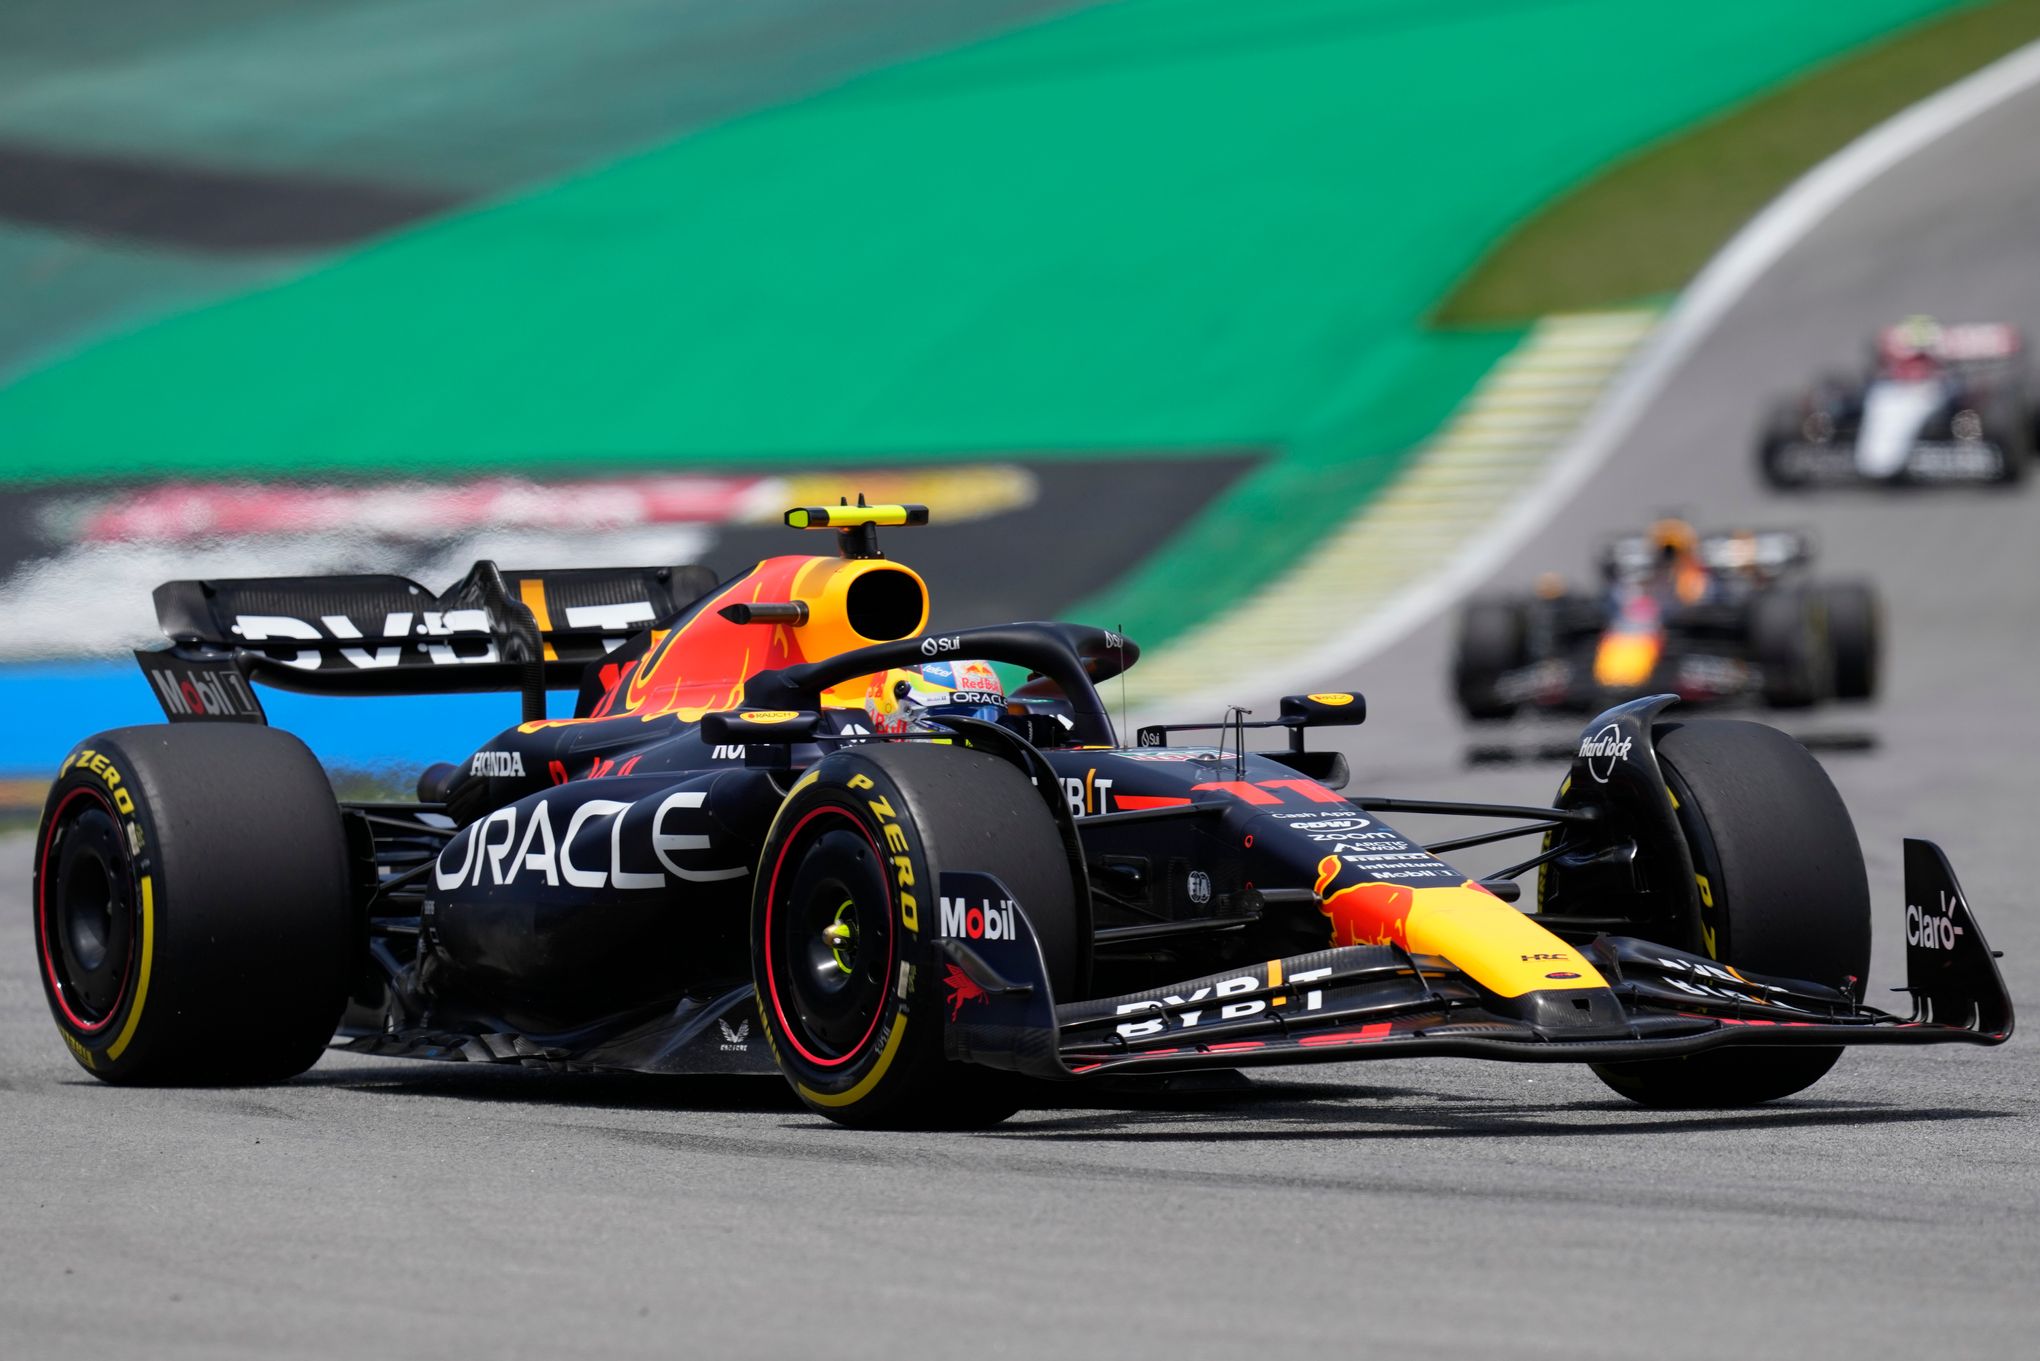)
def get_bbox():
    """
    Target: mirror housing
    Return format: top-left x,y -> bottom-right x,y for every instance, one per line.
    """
1279,692 -> 1366,727
698,709 -> 822,746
